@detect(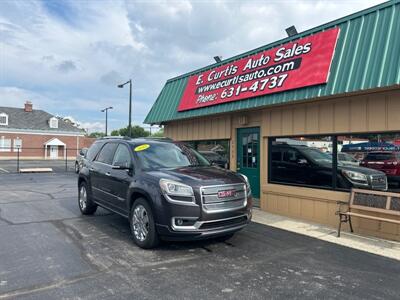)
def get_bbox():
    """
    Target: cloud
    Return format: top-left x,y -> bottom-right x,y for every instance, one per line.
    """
56,60 -> 77,73
0,0 -> 386,130
78,121 -> 104,134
